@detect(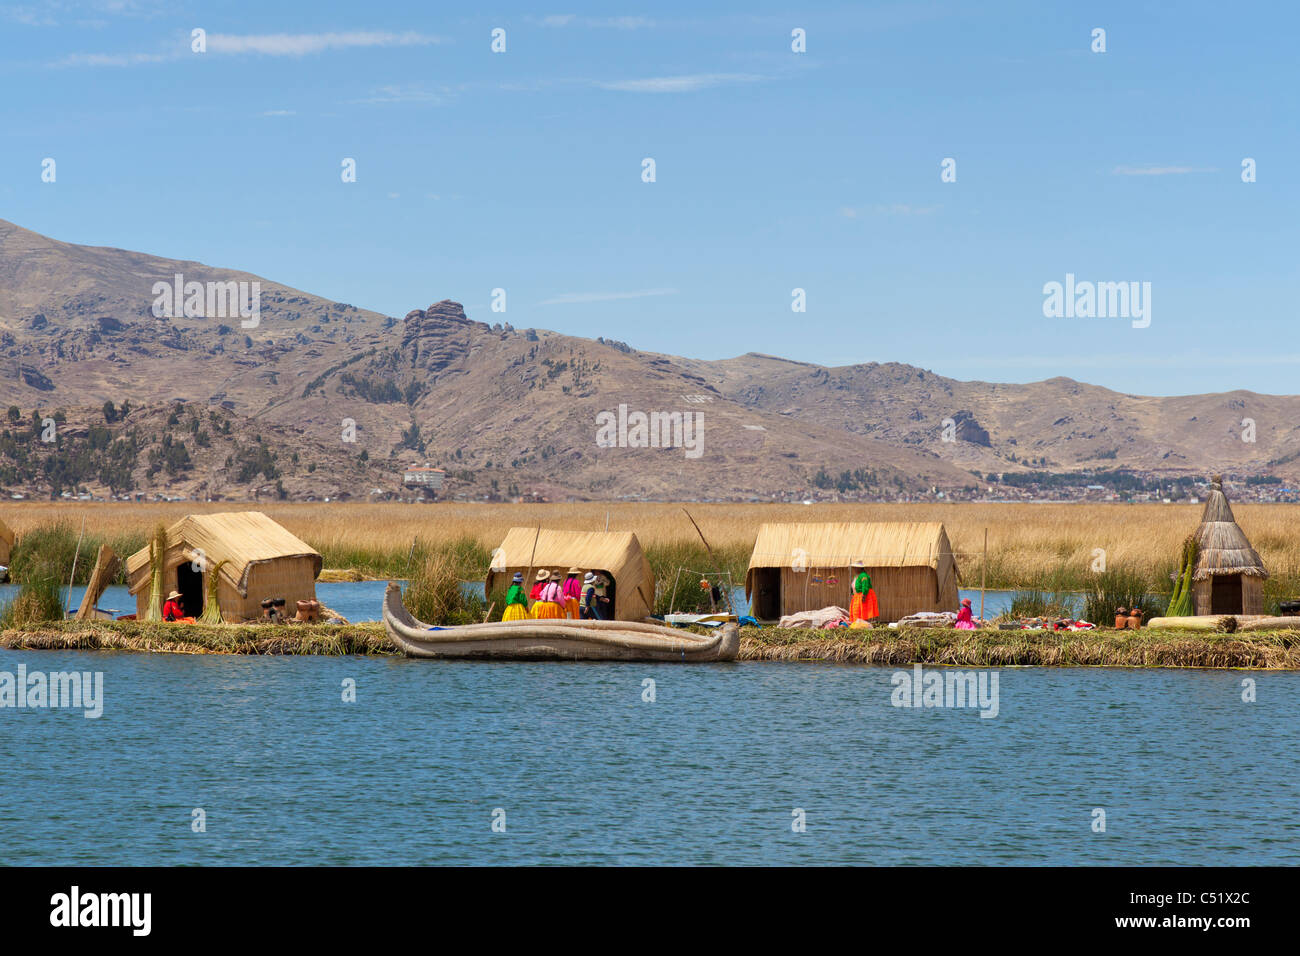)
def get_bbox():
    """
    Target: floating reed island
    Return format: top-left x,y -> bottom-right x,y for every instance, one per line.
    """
5,619 -> 1300,668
